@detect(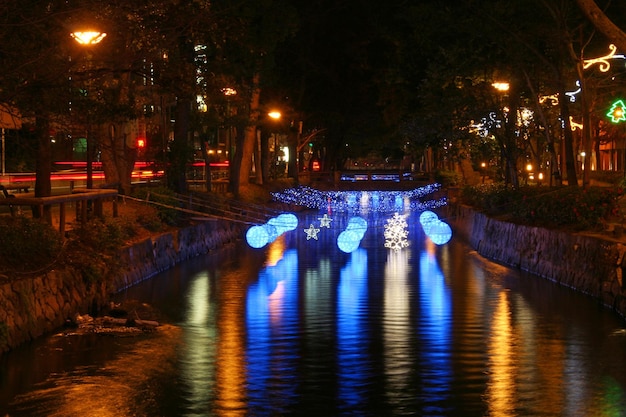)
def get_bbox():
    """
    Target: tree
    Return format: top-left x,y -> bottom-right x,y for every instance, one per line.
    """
576,0 -> 626,52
